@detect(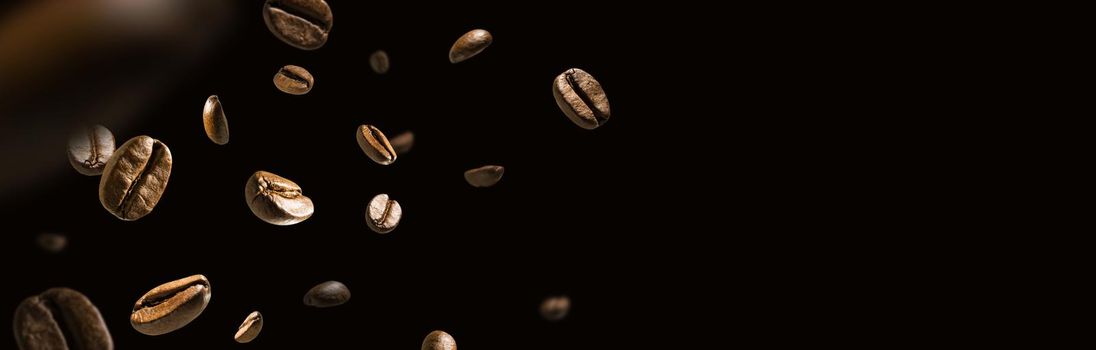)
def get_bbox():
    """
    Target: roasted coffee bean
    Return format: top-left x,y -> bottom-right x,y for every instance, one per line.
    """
356,125 -> 396,165
37,232 -> 66,253
448,29 -> 492,63
390,131 -> 414,155
552,68 -> 611,130
540,295 -> 570,321
262,0 -> 332,50
303,281 -> 350,308
464,165 -> 504,188
421,330 -> 457,350
130,275 -> 211,336
245,171 -> 314,225
370,50 -> 389,74
202,95 -> 229,145
13,288 -> 113,350
273,65 -> 314,95
68,125 -> 115,176
366,194 -> 401,234
98,136 -> 172,221
234,311 -> 262,343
